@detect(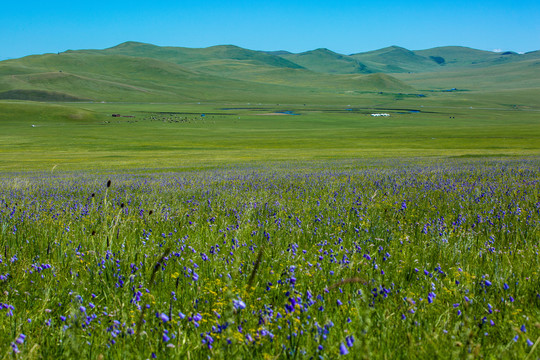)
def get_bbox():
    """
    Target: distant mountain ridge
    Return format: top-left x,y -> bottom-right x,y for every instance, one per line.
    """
96,41 -> 540,75
0,41 -> 538,102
